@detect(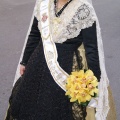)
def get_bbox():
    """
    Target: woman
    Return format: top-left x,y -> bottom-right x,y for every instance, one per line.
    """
5,0 -> 116,119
